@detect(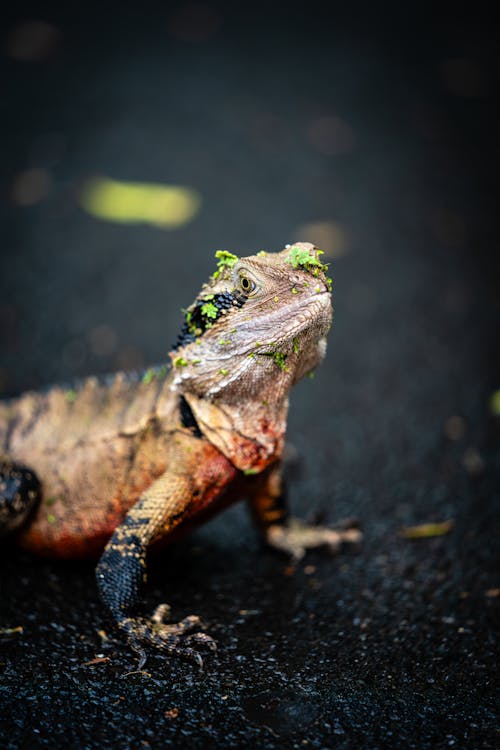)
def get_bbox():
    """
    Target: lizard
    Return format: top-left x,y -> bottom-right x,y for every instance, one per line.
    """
0,242 -> 361,666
